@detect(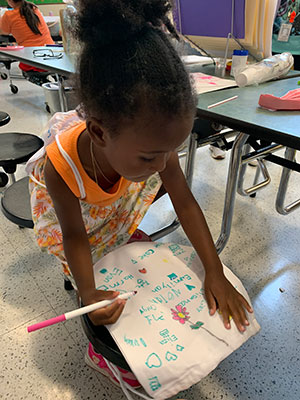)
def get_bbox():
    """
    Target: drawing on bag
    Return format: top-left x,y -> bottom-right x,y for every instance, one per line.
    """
171,305 -> 190,324
148,376 -> 161,392
185,284 -> 196,291
145,353 -> 162,368
171,305 -> 229,347
165,351 -> 178,362
138,268 -> 147,273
